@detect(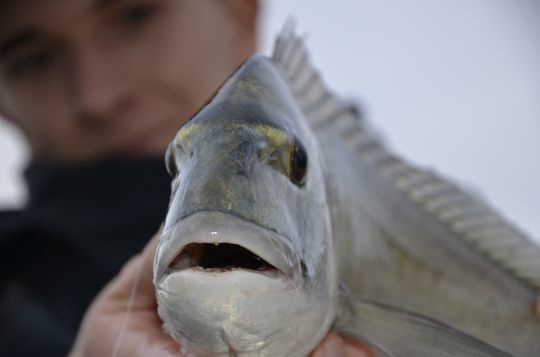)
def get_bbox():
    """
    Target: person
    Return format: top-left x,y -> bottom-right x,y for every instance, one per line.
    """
0,0 -> 371,355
